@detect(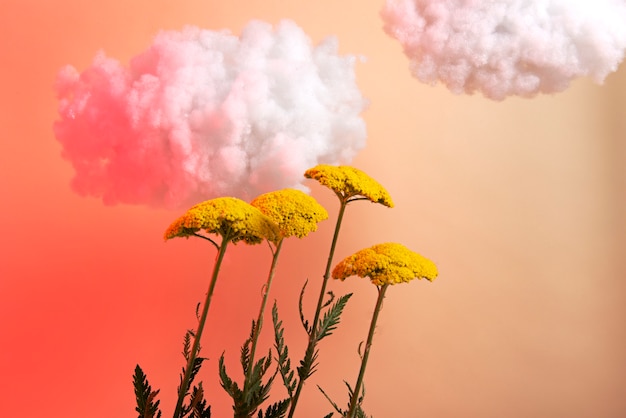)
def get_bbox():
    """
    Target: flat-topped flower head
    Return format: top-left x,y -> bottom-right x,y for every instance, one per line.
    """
304,165 -> 394,207
251,189 -> 329,239
164,197 -> 280,244
332,242 -> 438,286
